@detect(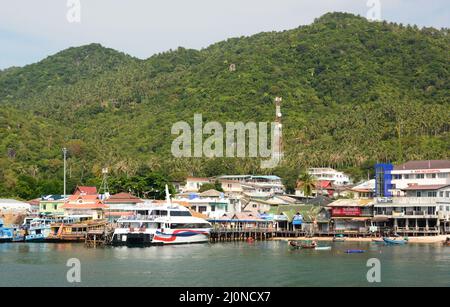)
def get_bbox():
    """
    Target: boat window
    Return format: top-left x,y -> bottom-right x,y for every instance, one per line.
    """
142,223 -> 157,229
152,210 -> 168,216
169,211 -> 192,217
170,223 -> 211,229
